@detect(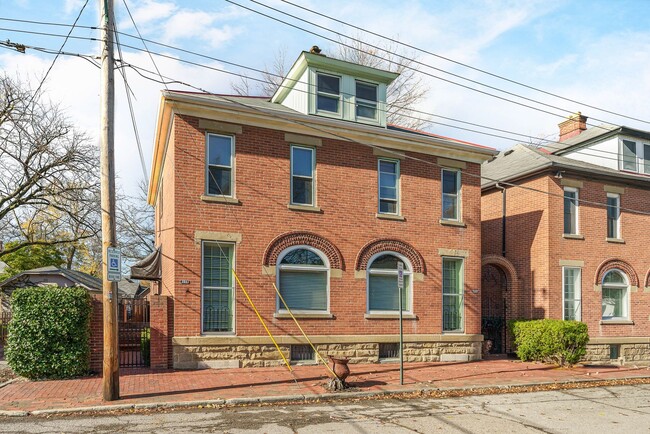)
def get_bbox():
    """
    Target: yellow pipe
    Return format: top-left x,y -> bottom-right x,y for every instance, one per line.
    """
232,269 -> 292,372
272,282 -> 337,379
